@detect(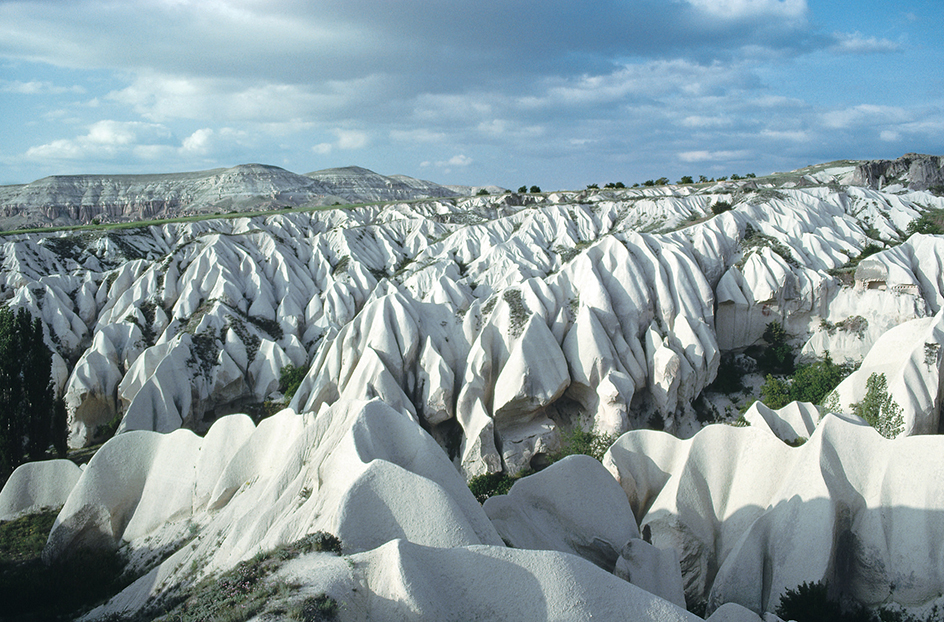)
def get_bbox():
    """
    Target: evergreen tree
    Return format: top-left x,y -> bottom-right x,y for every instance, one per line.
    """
0,308 -> 64,483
